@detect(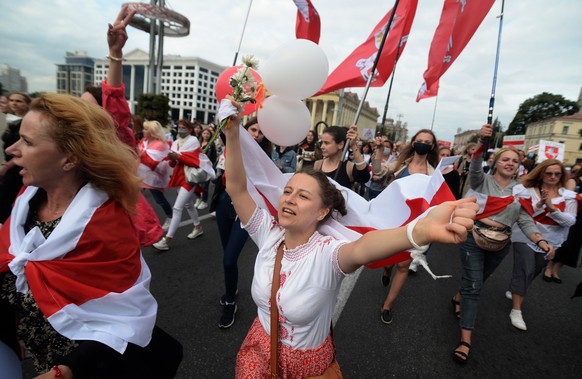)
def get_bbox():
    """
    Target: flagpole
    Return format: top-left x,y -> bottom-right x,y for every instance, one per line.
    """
232,0 -> 253,66
336,0 -> 401,179
430,94 -> 438,131
483,0 -> 505,157
380,41 -> 403,135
